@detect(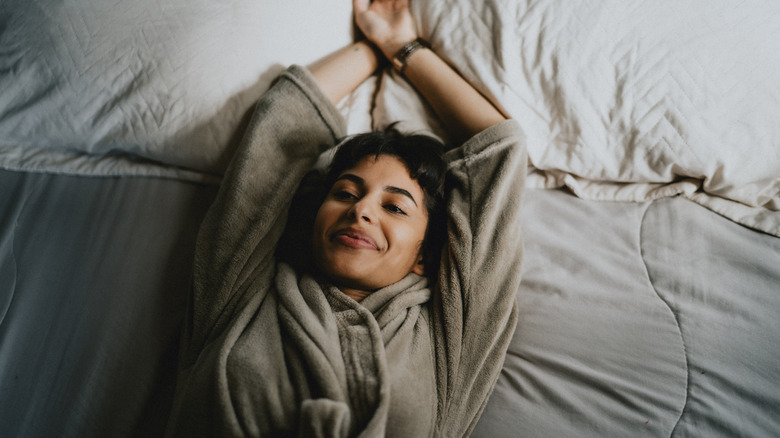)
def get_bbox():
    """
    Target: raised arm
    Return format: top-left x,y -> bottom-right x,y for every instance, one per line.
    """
353,0 -> 506,141
308,40 -> 381,105
356,2 -> 524,434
